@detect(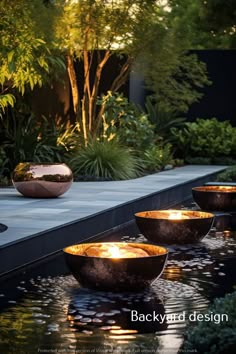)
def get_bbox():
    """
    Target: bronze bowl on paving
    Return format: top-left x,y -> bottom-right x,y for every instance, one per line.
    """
12,162 -> 73,198
63,242 -> 168,291
192,186 -> 236,211
135,209 -> 214,244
